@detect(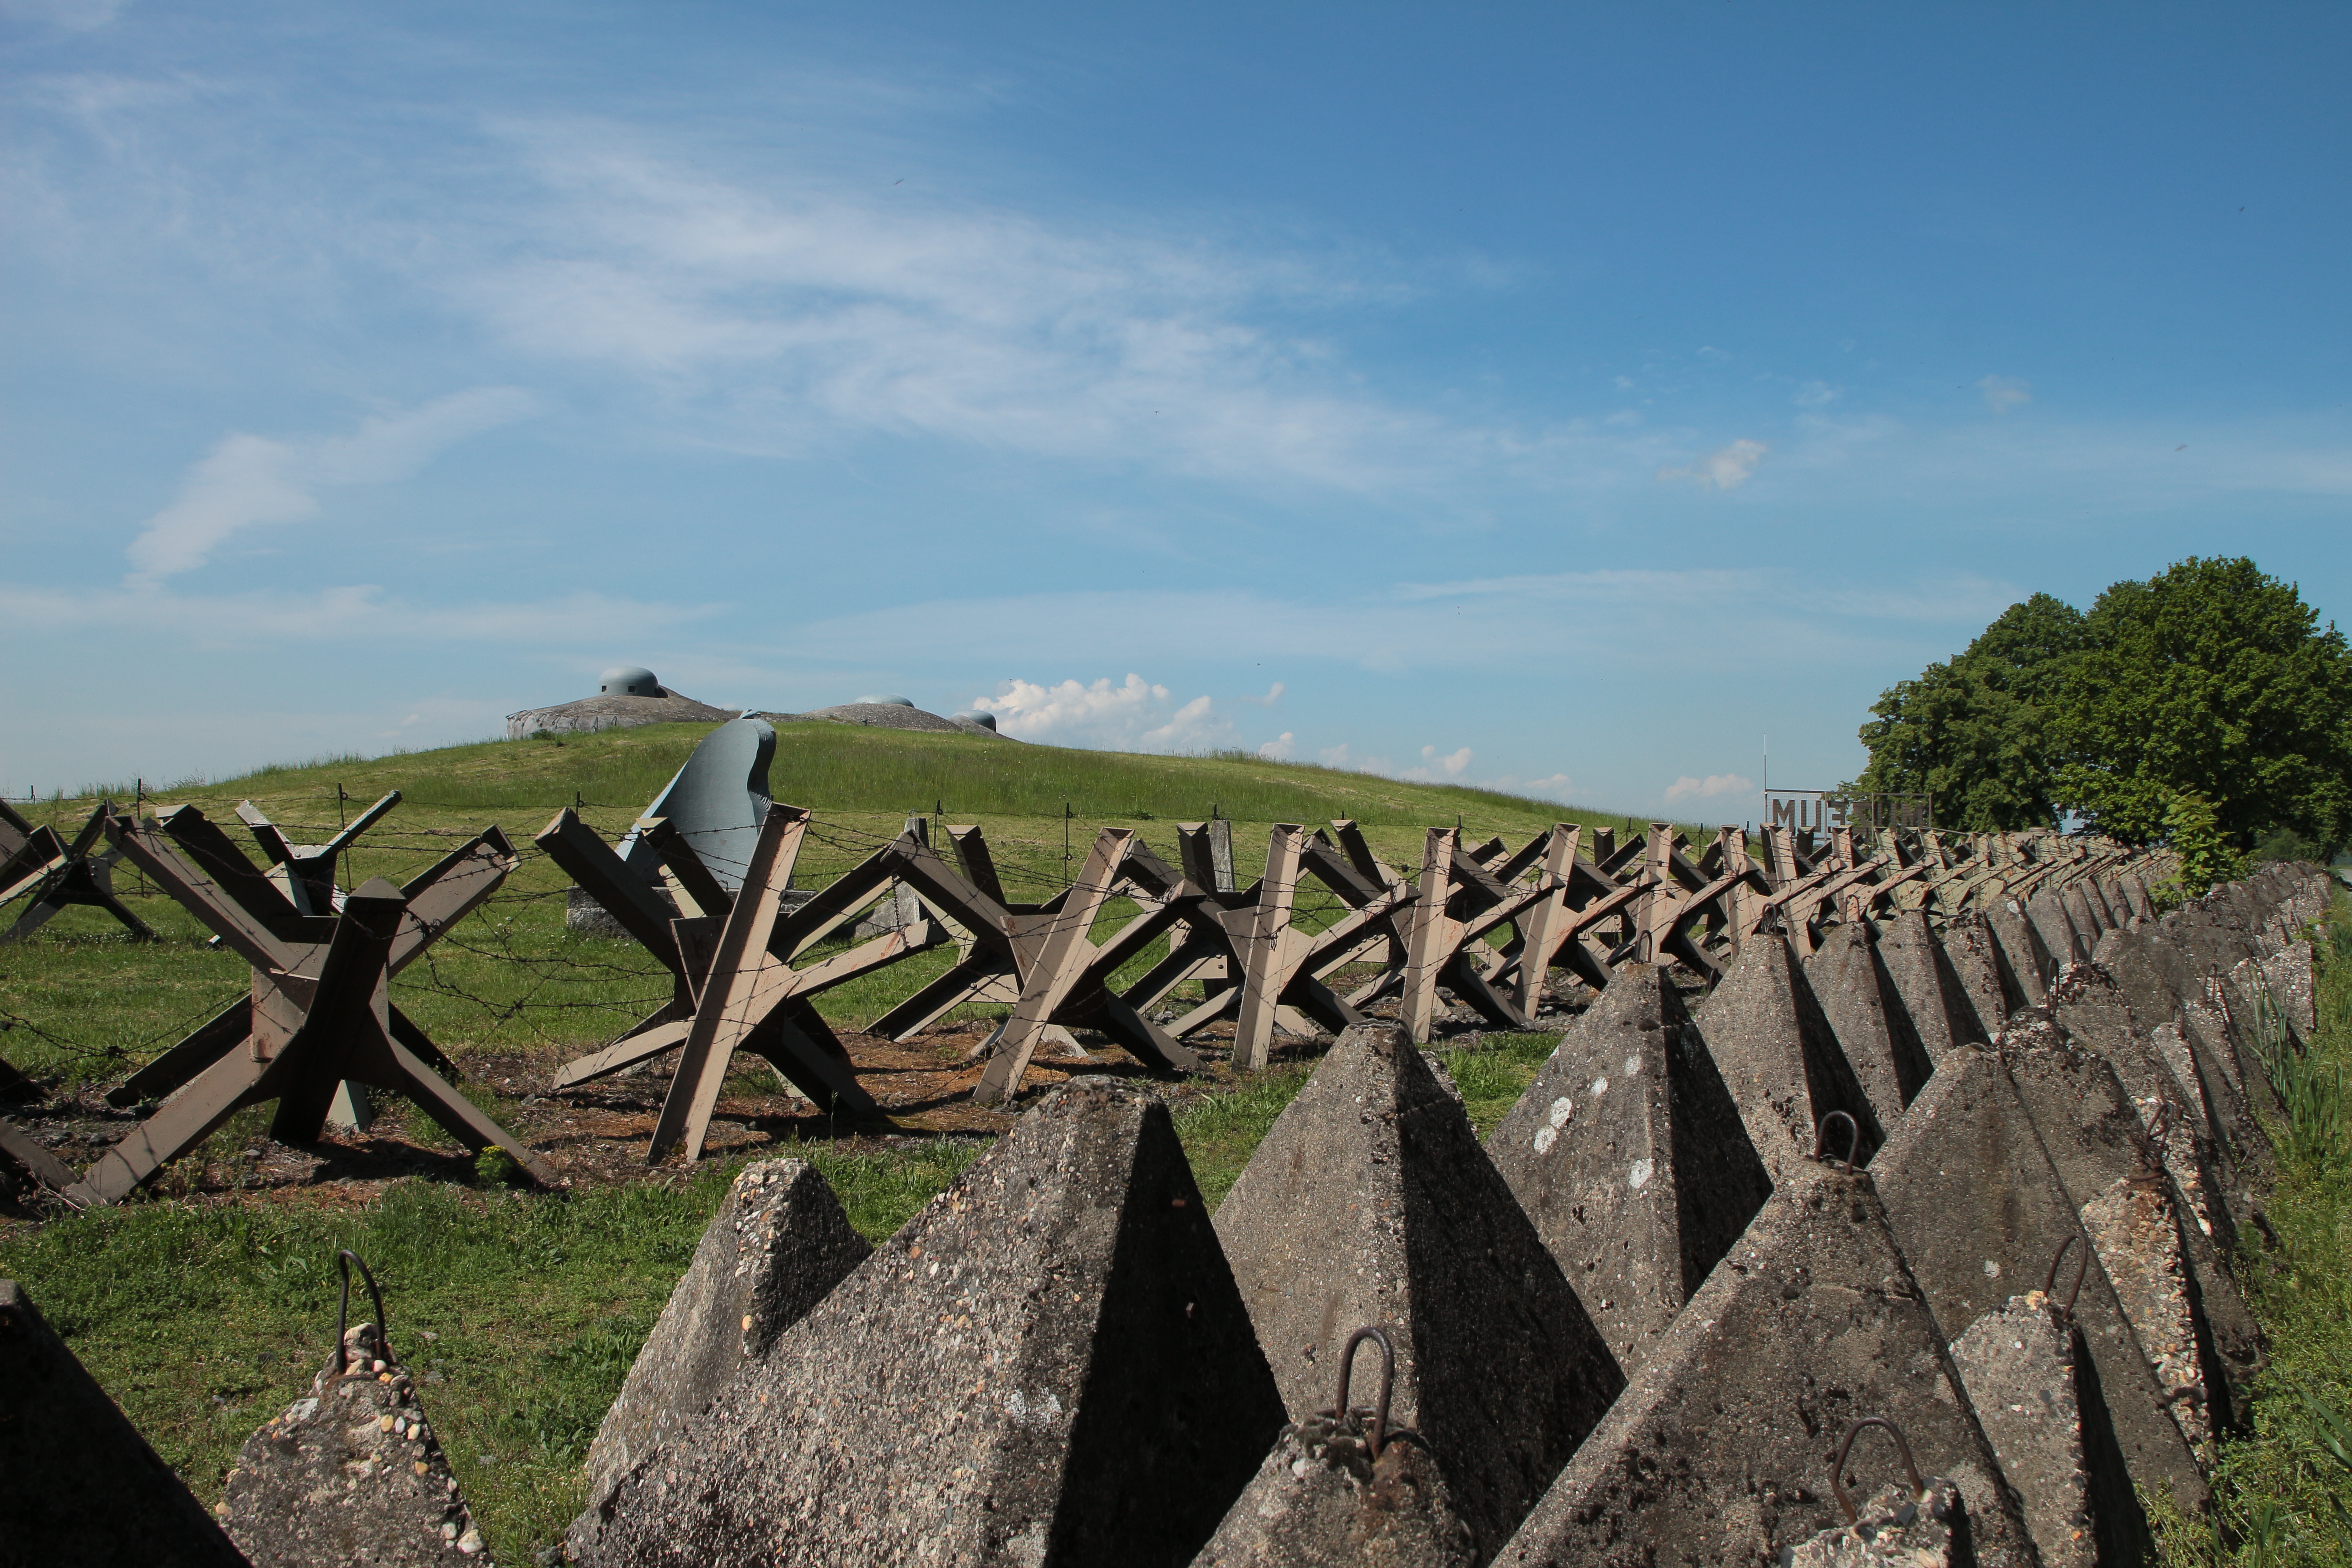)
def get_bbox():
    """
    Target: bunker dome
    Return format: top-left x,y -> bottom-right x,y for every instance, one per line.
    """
507,665 -> 737,740
600,666 -> 665,698
793,691 -> 1009,737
